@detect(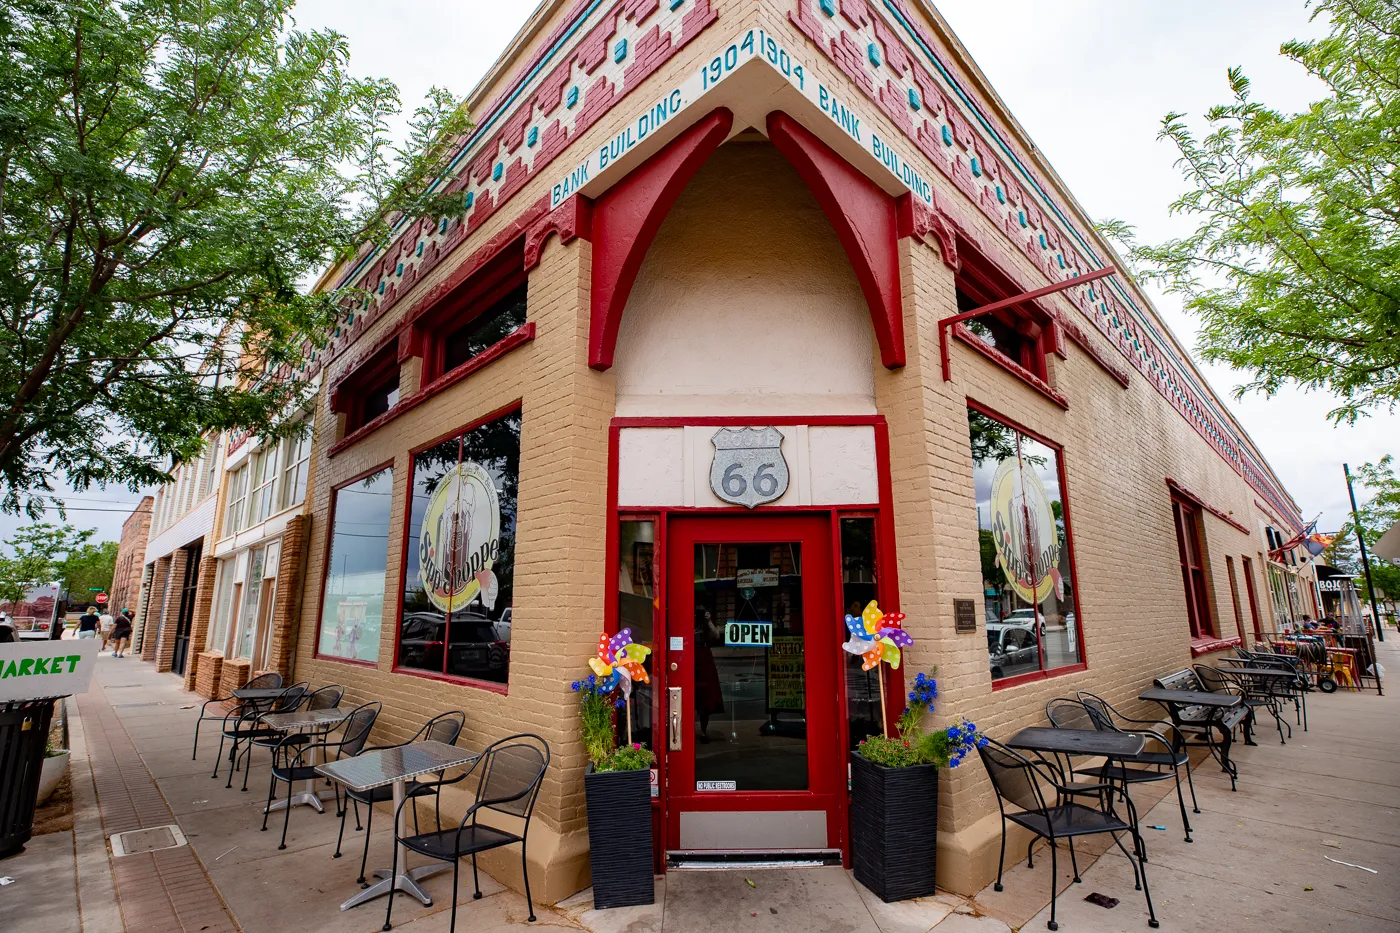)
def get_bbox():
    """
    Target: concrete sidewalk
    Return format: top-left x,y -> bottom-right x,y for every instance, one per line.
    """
5,638 -> 1397,933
